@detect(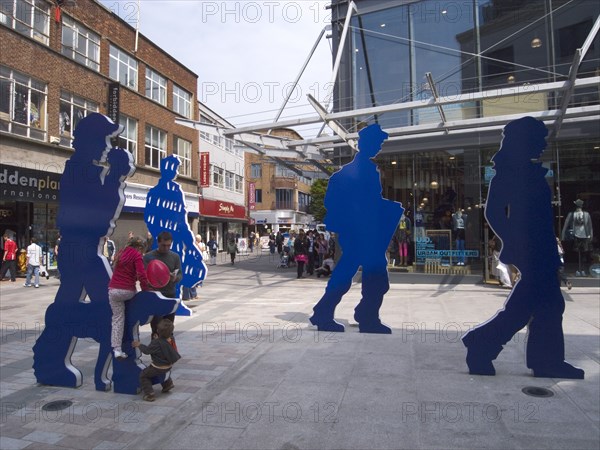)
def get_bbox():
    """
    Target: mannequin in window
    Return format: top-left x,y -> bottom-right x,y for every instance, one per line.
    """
561,199 -> 593,276
452,209 -> 467,266
397,213 -> 411,266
